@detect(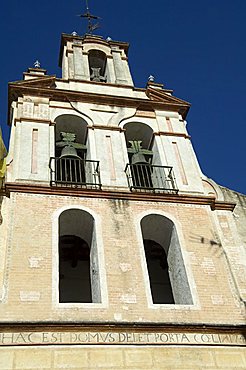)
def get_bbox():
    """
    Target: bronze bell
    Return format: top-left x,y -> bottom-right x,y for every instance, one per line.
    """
60,145 -> 81,159
131,152 -> 149,165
